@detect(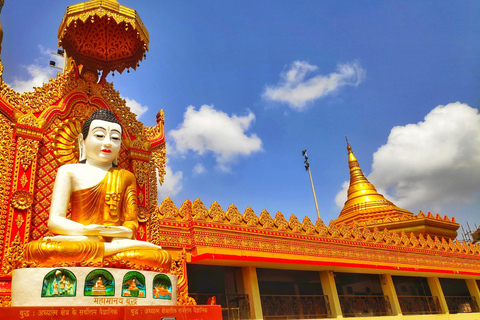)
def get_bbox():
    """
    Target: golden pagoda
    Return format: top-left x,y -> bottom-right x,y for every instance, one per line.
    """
334,140 -> 459,239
